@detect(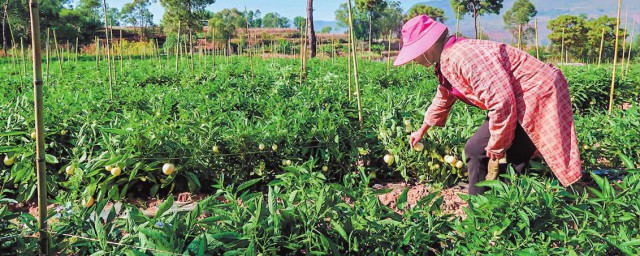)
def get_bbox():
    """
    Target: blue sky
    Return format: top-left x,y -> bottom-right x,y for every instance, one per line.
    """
88,0 -> 428,24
